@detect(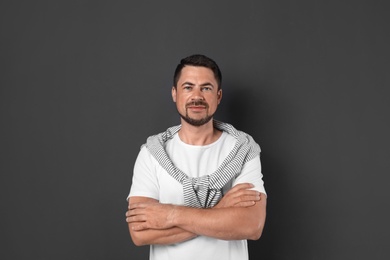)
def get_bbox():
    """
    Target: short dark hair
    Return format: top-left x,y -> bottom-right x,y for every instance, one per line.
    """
173,54 -> 222,89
